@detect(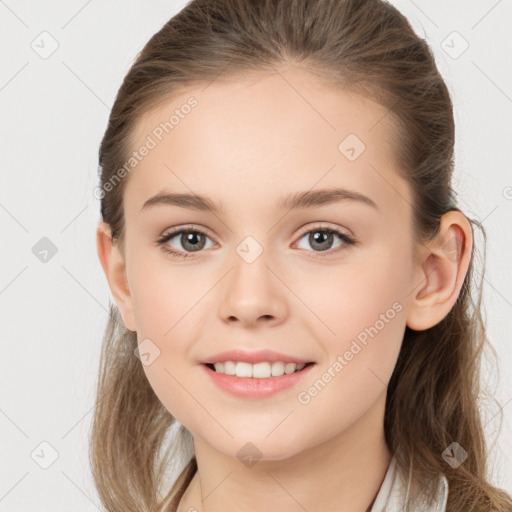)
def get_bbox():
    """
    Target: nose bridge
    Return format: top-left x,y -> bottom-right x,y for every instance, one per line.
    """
235,233 -> 268,266
218,233 -> 287,325
230,233 -> 274,299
